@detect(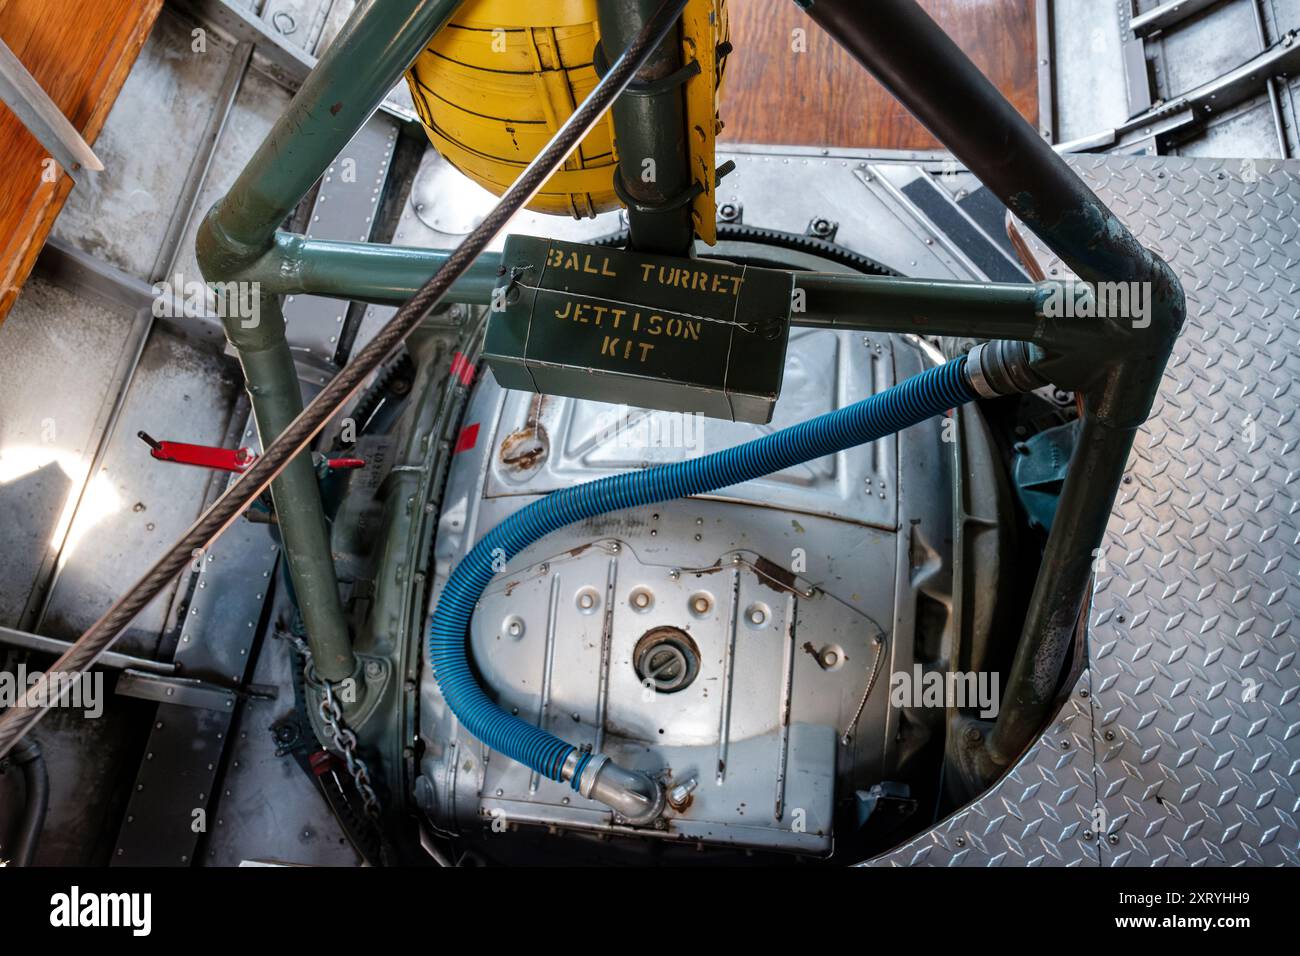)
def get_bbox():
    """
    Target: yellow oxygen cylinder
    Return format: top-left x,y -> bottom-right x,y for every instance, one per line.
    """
405,0 -> 727,240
